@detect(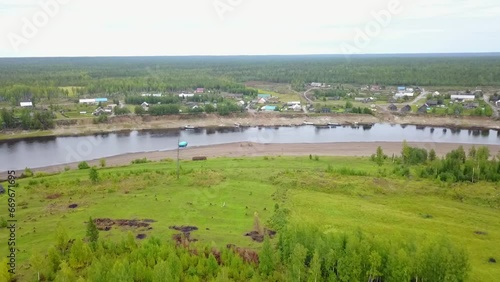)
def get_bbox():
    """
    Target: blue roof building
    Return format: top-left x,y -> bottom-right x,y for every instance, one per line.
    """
95,98 -> 108,102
